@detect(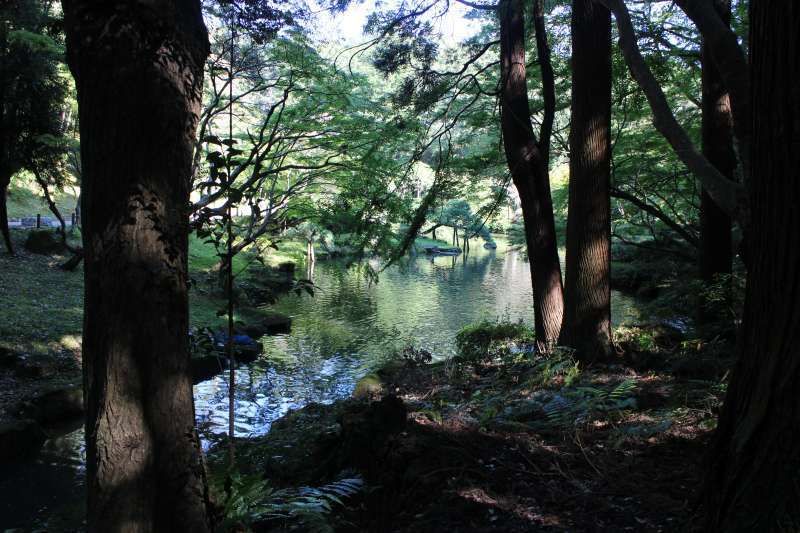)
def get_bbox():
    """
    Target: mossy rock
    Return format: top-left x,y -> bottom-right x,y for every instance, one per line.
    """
212,396 -> 407,487
24,230 -> 66,255
18,384 -> 84,424
353,373 -> 383,399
